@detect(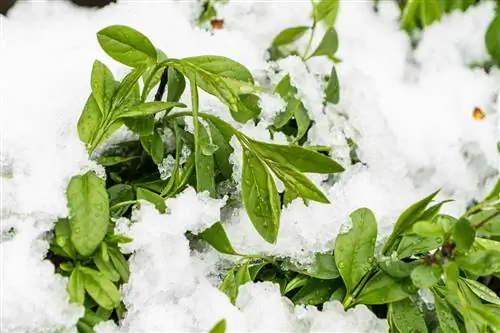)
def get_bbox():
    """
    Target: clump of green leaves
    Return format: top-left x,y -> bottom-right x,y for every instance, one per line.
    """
47,23 -> 345,333
213,178 -> 500,333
